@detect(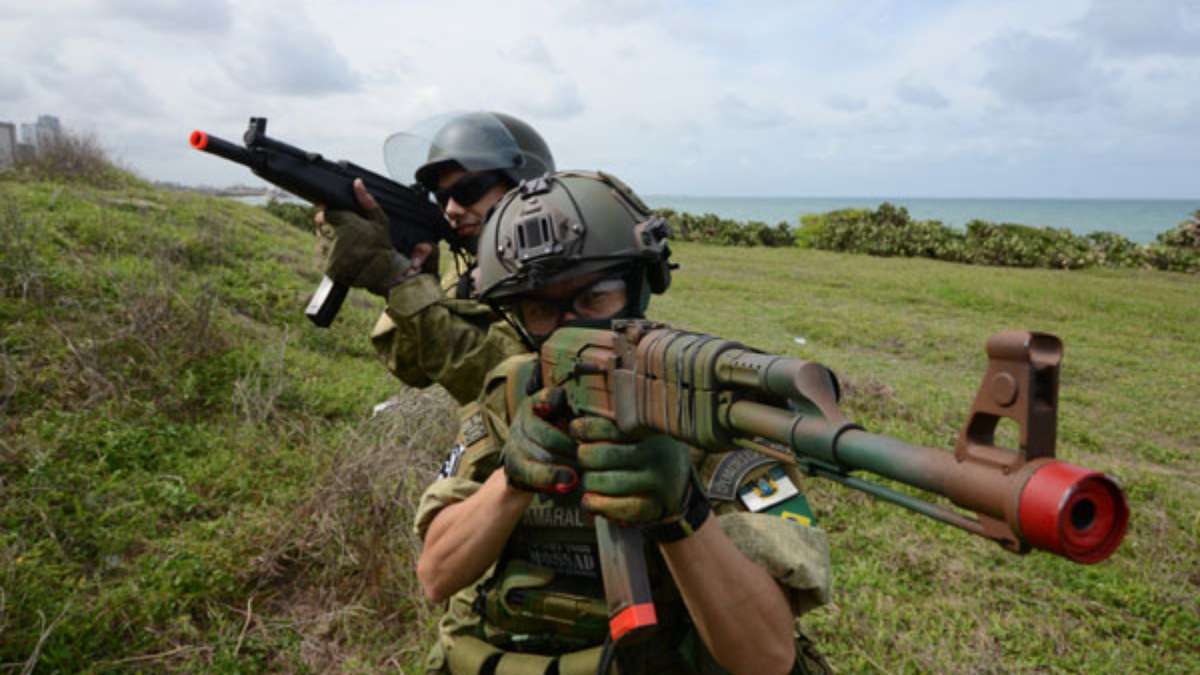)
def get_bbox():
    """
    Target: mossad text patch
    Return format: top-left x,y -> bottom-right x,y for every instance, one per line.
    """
525,541 -> 600,578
